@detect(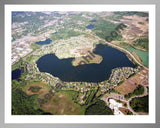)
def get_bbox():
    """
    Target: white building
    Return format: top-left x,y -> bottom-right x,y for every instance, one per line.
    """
109,99 -> 124,115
